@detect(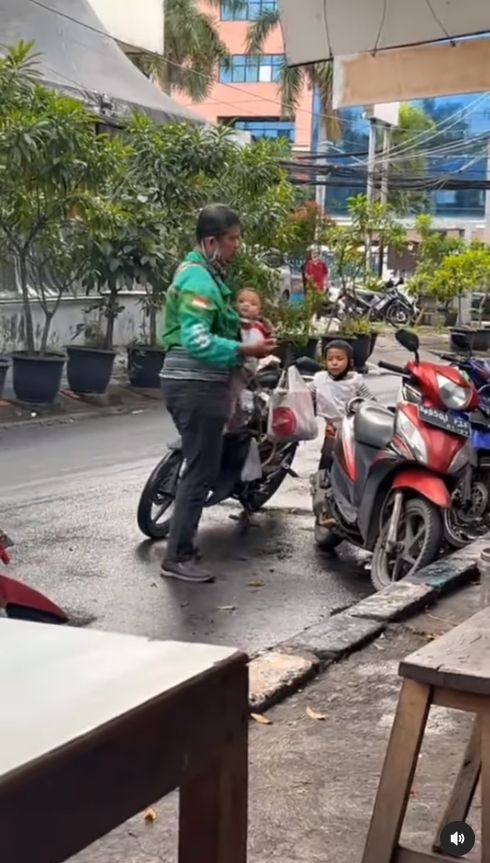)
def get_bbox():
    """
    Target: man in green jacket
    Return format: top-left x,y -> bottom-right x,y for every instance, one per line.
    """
160,204 -> 276,583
